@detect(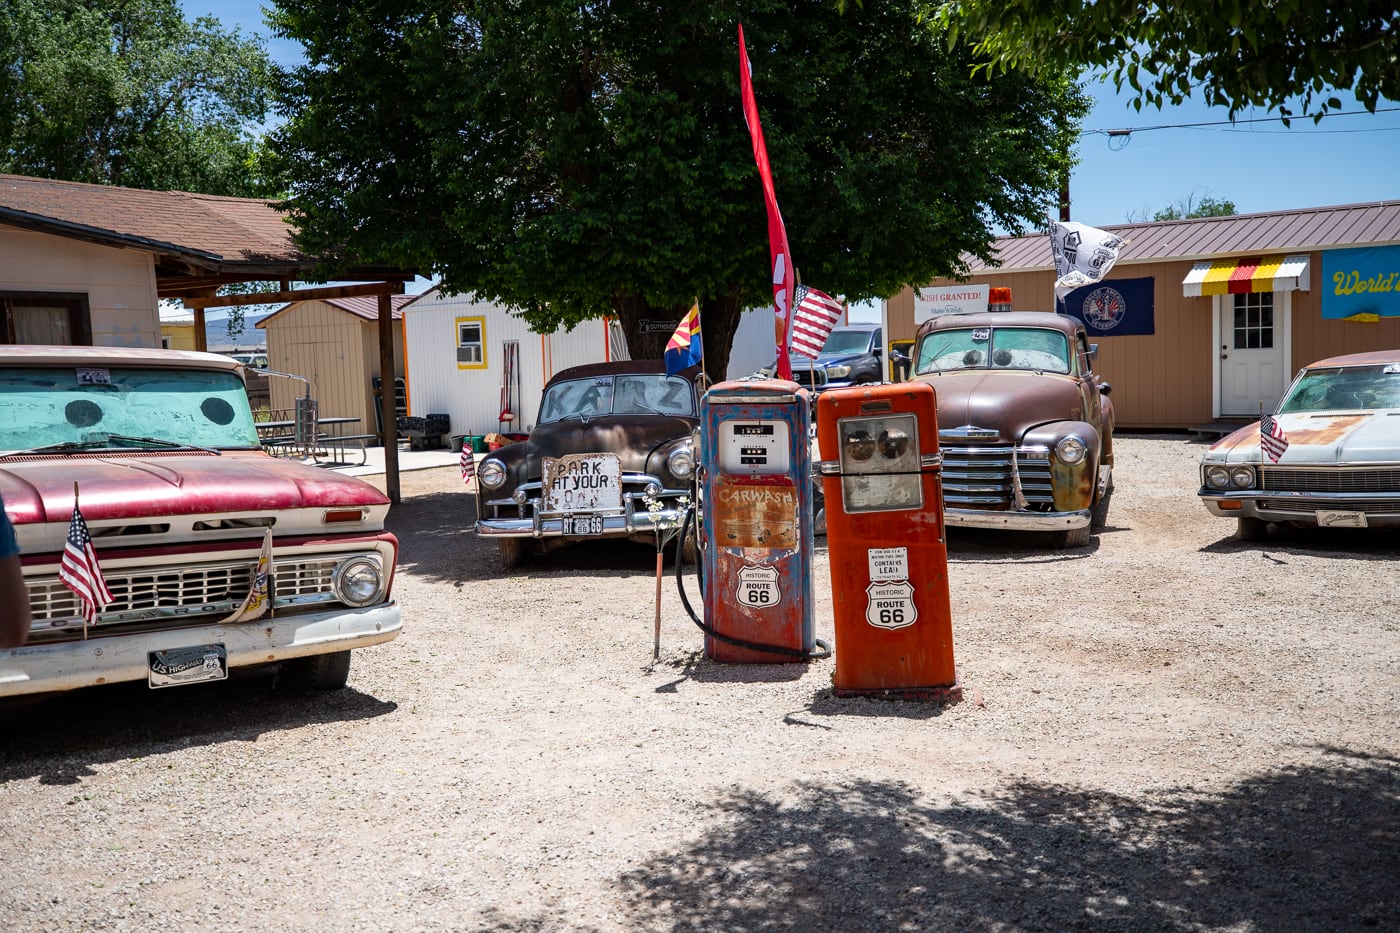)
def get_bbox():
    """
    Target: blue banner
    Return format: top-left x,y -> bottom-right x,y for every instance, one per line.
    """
1321,245 -> 1400,320
1059,276 -> 1155,336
